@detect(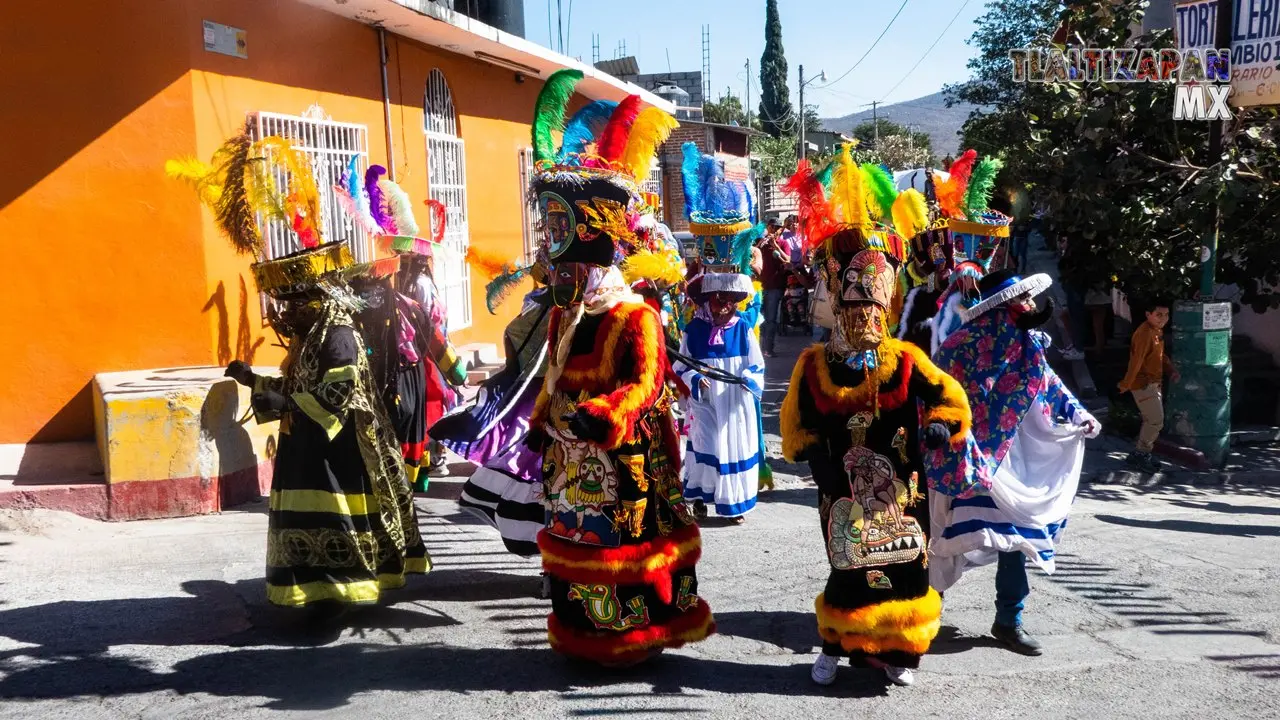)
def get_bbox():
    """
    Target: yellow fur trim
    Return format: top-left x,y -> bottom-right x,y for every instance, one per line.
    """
780,347 -> 820,461
949,217 -> 1011,238
809,341 -> 904,407
895,340 -> 973,441
815,589 -> 942,655
689,219 -> 754,237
